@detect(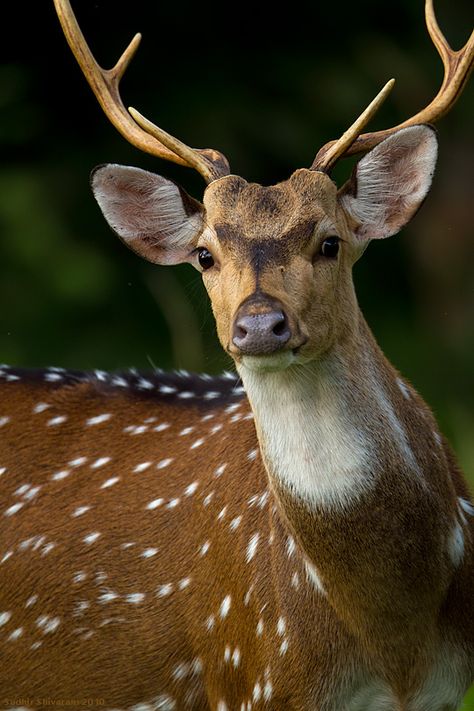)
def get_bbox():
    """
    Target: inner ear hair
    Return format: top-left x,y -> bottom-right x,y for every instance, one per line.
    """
91,164 -> 205,265
338,125 -> 438,242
